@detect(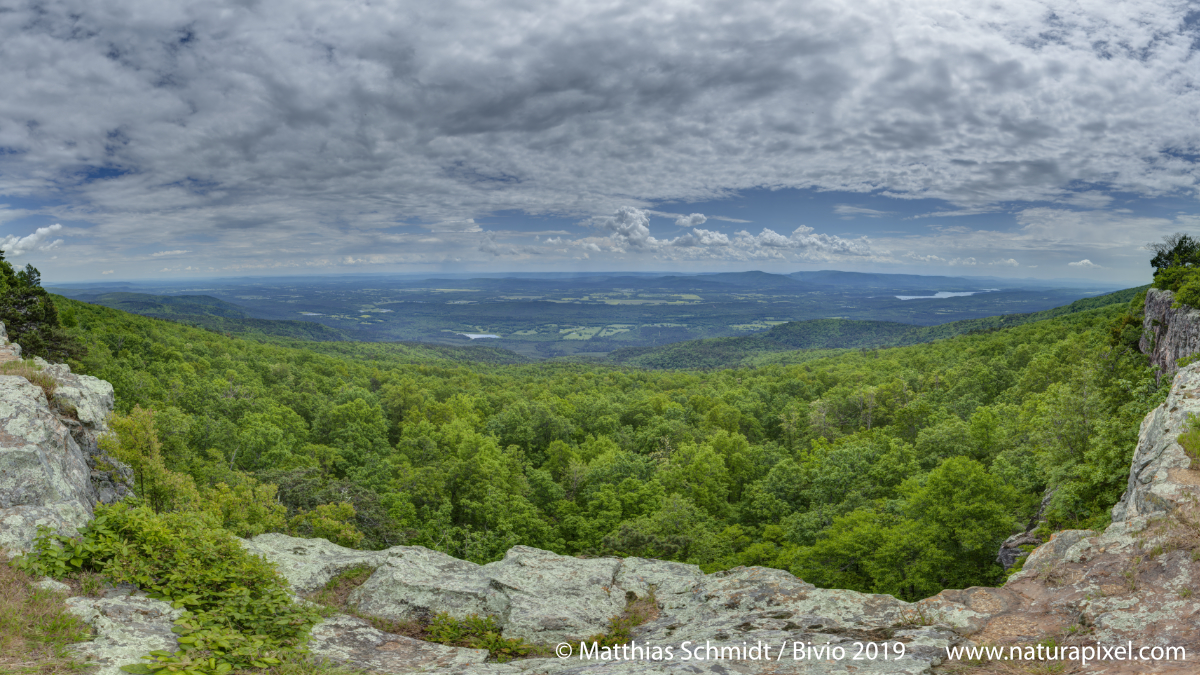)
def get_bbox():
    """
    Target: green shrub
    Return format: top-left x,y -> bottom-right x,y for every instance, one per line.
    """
1179,413 -> 1200,464
201,481 -> 287,539
1151,264 -> 1200,309
424,613 -> 538,662
11,501 -> 322,675
287,503 -> 363,549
